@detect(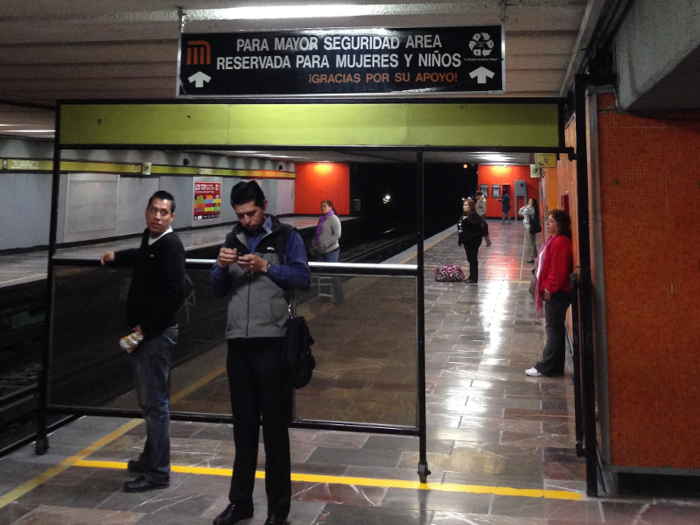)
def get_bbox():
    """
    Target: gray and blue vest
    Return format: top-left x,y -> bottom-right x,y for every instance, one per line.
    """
223,217 -> 294,339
